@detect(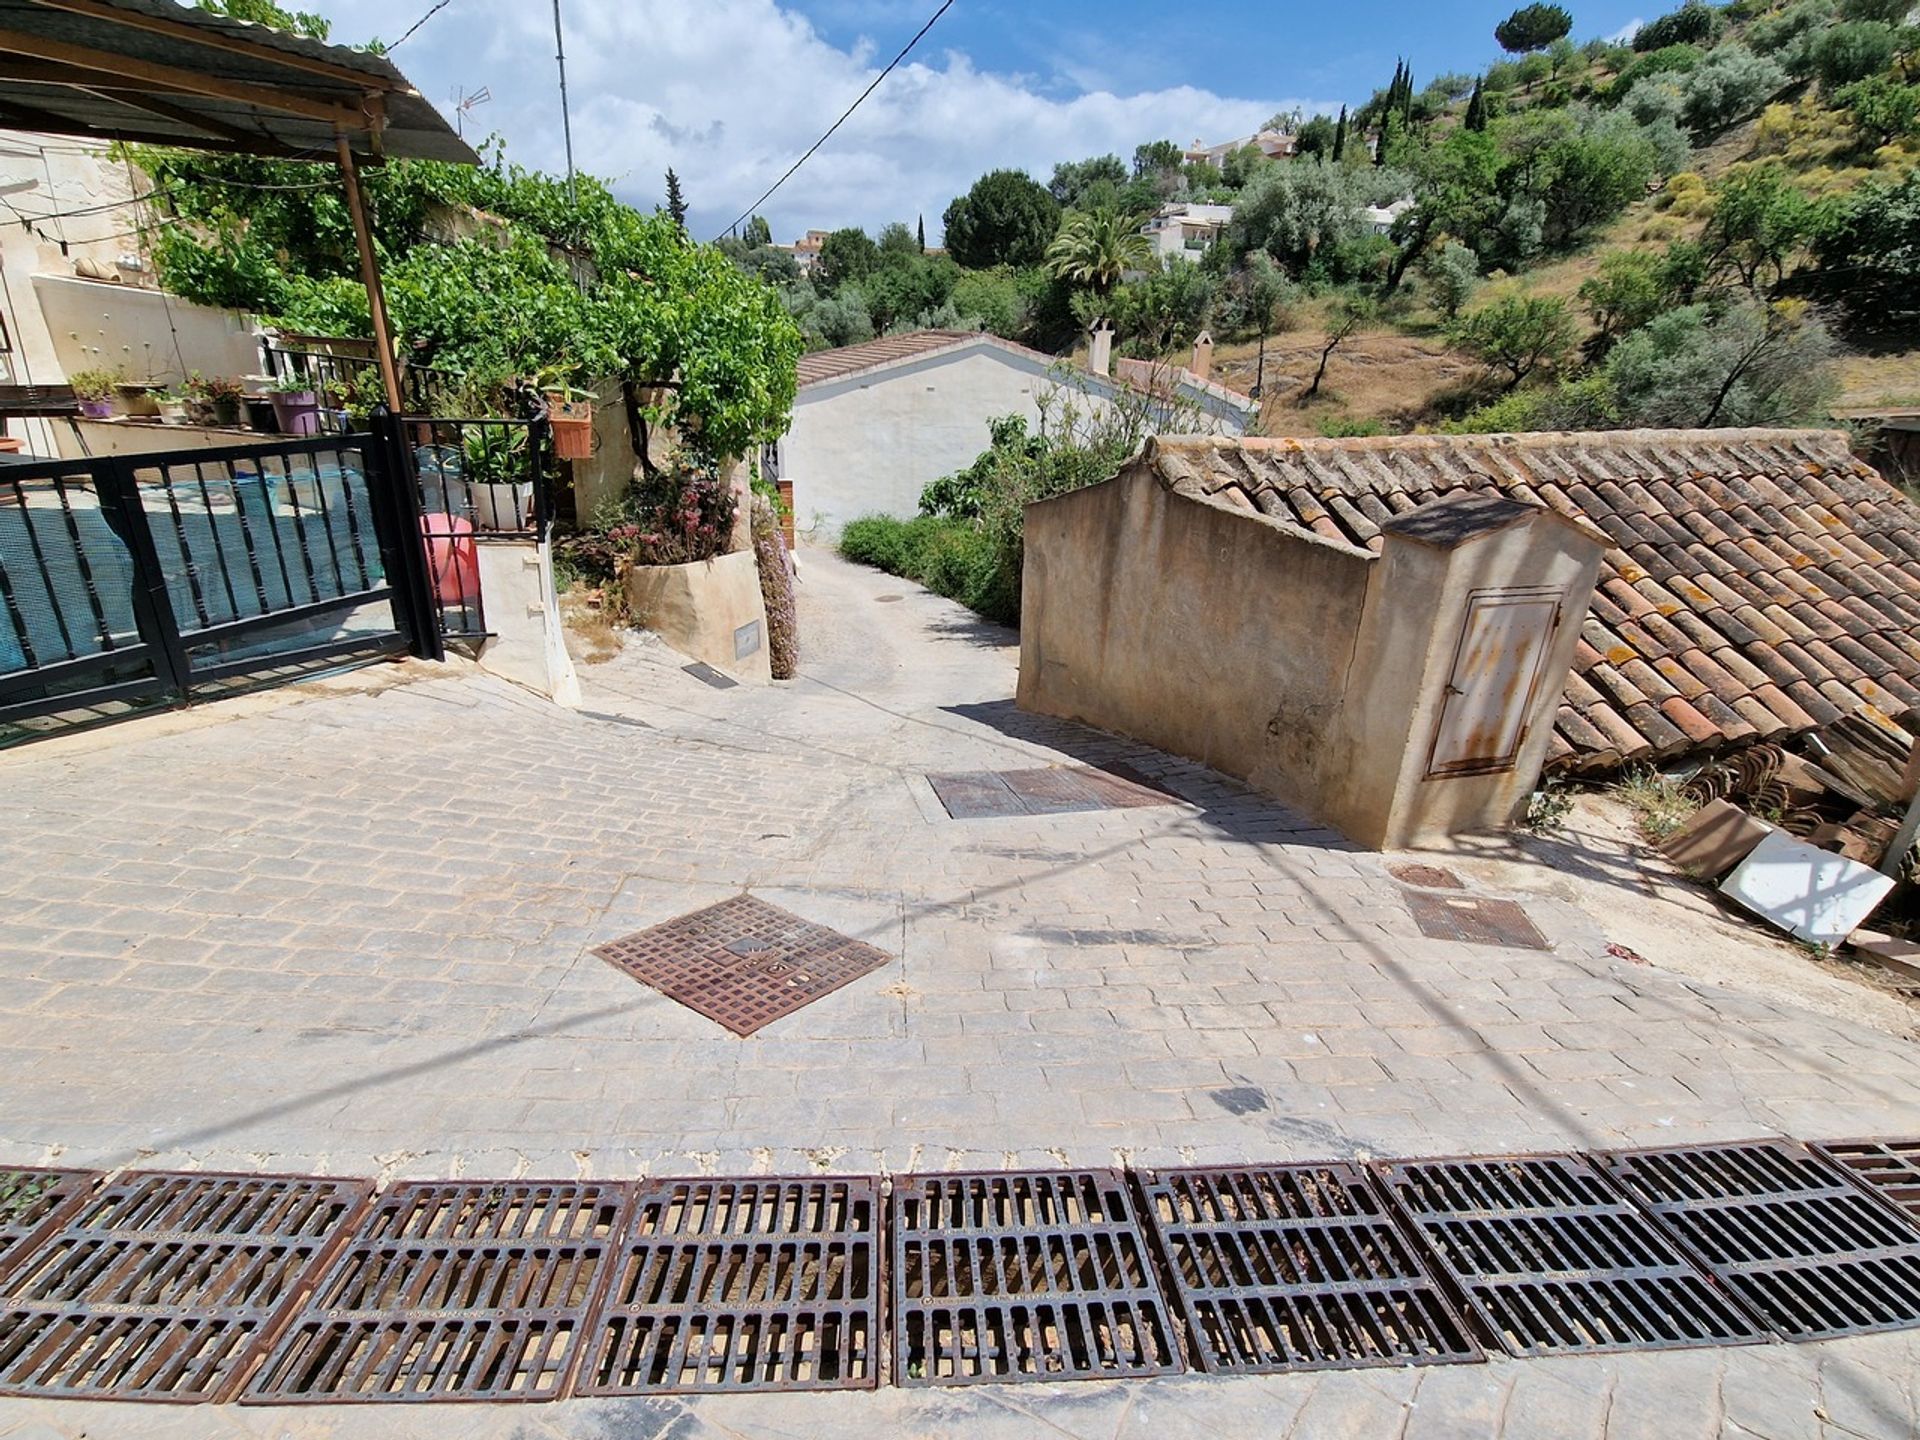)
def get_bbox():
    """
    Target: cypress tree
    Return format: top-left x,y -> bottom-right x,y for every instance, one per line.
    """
664,168 -> 688,232
1332,104 -> 1348,161
1464,78 -> 1487,132
917,215 -> 926,252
